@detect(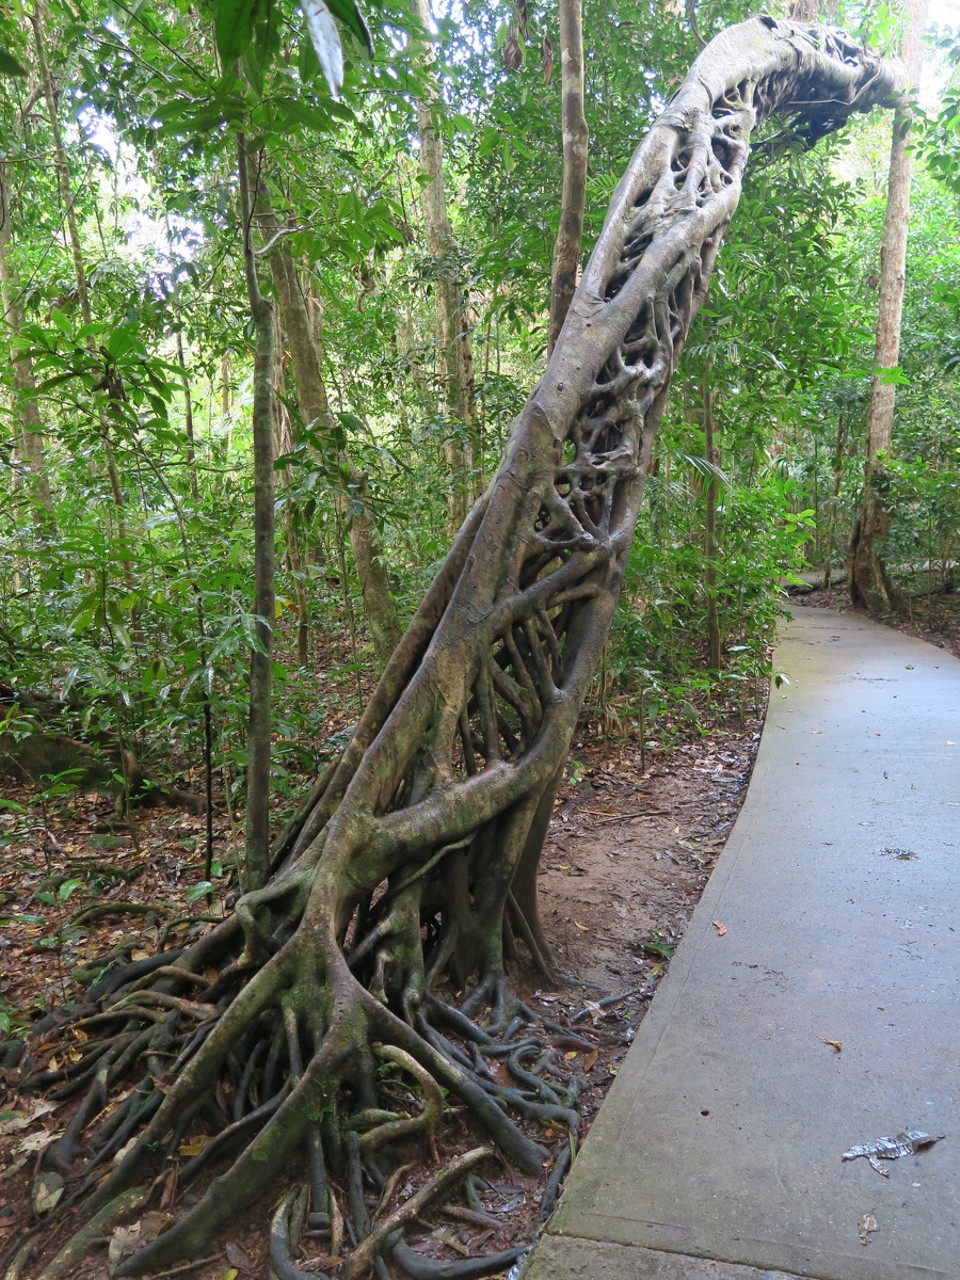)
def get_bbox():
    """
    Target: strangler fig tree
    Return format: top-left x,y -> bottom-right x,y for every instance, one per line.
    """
12,17 -> 902,1280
